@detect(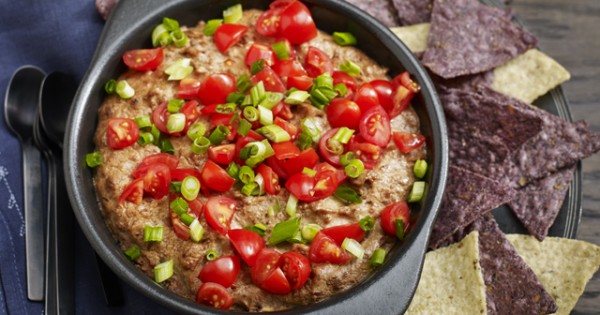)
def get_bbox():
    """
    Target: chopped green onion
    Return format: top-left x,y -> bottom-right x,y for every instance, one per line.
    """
85,151 -> 103,168
408,181 -> 426,203
413,159 -> 428,179
116,80 -> 135,99
216,102 -> 237,114
244,223 -> 267,236
187,122 -> 207,140
334,83 -> 348,97
104,79 -> 117,94
333,32 -> 357,46
237,74 -> 253,93
144,225 -> 164,242
237,118 -> 252,136
342,238 -> 364,259
359,216 -> 375,232
340,151 -> 356,166
204,19 -> 223,36
297,132 -> 313,150
302,167 -> 317,177
345,159 -> 364,178
169,181 -> 182,193
181,176 -> 200,201
251,81 -> 266,106
226,162 -> 240,180
332,127 -> 355,144
166,113 -> 186,133
167,99 -> 185,113
287,230 -> 305,244
242,140 -> 274,167
241,182 -> 260,196
150,125 -> 161,145
227,92 -> 245,105
301,118 -> 321,142
258,105 -> 273,126
189,219 -> 204,242
396,219 -> 405,240
267,201 -> 283,217
206,249 -> 219,261
260,92 -> 284,109
238,166 -> 255,185
137,132 -> 155,146
301,224 -> 321,242
223,3 -> 243,23
285,90 -> 310,105
242,106 -> 259,122
257,124 -> 290,143
170,29 -> 188,47
272,41 -> 290,60
162,17 -> 180,32
370,248 -> 386,267
310,86 -> 337,109
253,223 -> 268,233
339,60 -> 361,77
334,185 -> 363,204
159,139 -> 175,154
313,73 -> 334,89
191,136 -> 210,154
269,216 -> 301,245
124,246 -> 141,261
135,115 -> 152,129
154,259 -> 174,283
164,58 -> 193,81
251,59 -> 265,75
180,213 -> 195,226
152,24 -> 171,47
326,138 -> 344,155
285,194 -> 298,217
208,125 -> 230,145
170,197 -> 188,215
